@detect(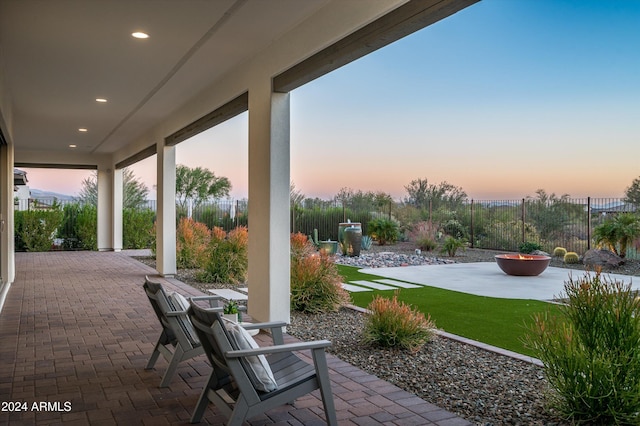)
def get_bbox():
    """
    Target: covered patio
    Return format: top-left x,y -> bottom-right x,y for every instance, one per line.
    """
1,1 -> 479,424
0,251 -> 469,425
